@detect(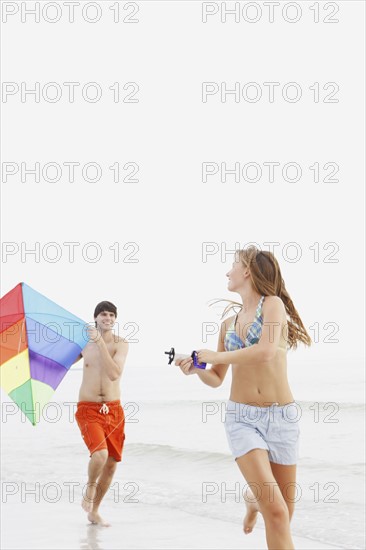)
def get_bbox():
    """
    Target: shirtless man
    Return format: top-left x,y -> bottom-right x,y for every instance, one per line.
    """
74,301 -> 129,526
